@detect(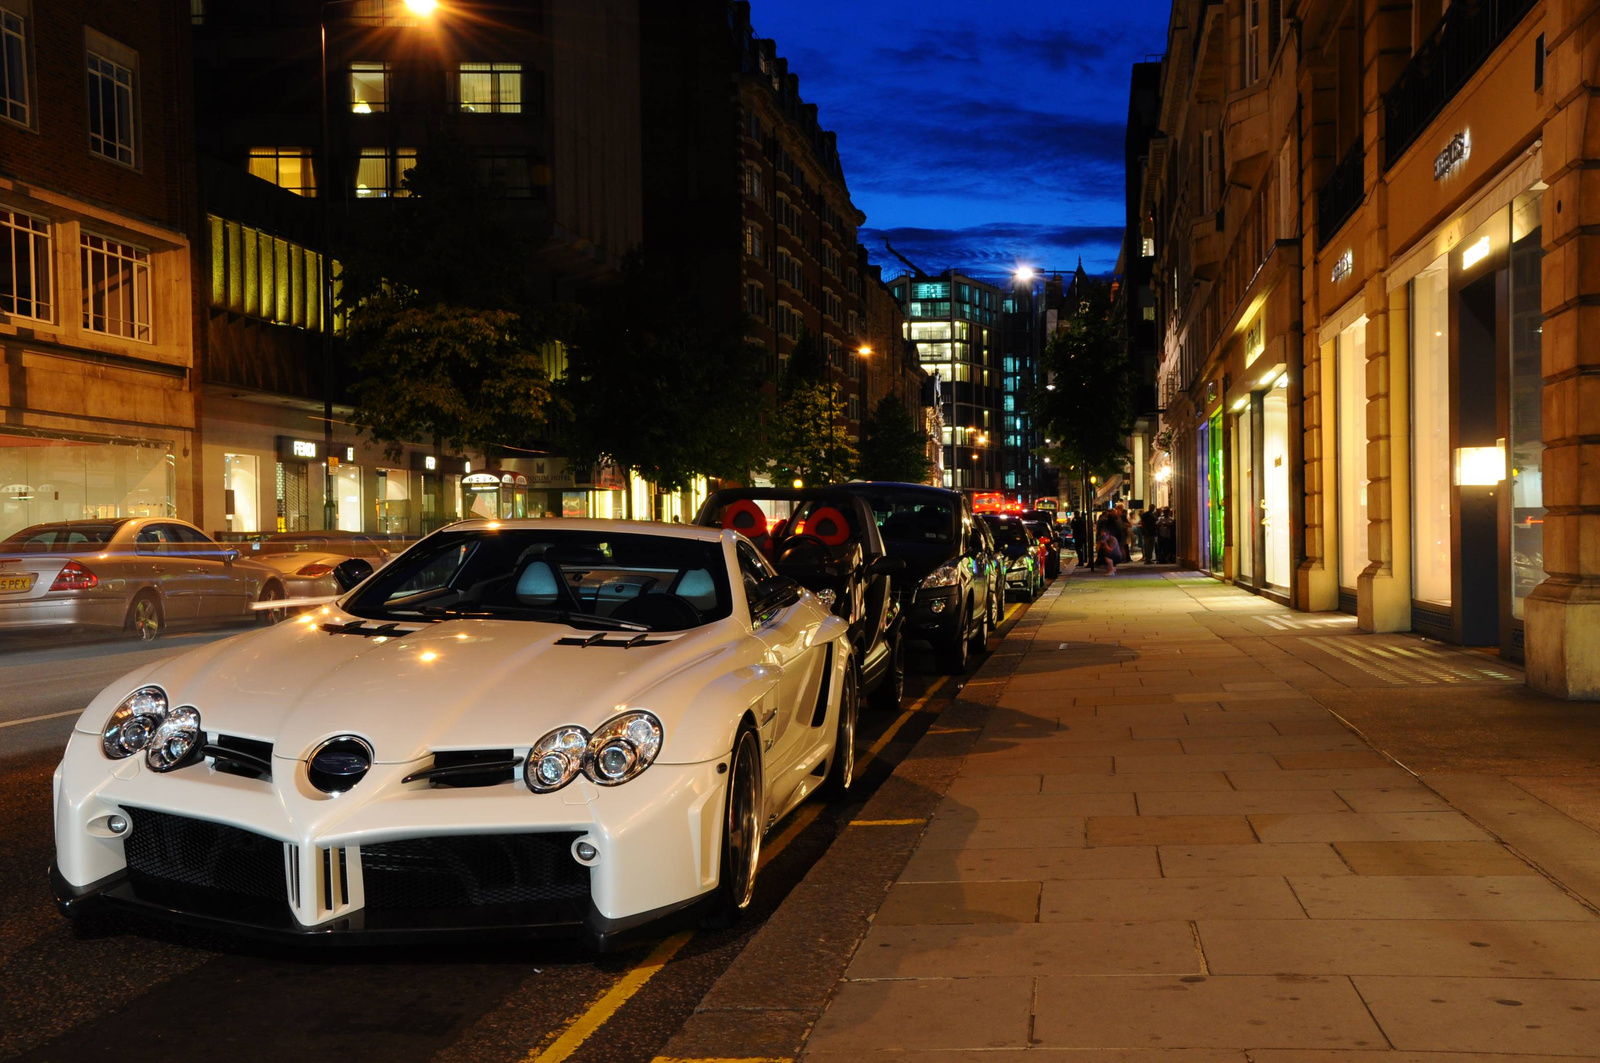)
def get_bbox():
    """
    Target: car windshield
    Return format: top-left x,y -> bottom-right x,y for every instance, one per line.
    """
344,528 -> 732,630
984,519 -> 1032,552
849,490 -> 954,545
0,522 -> 124,551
